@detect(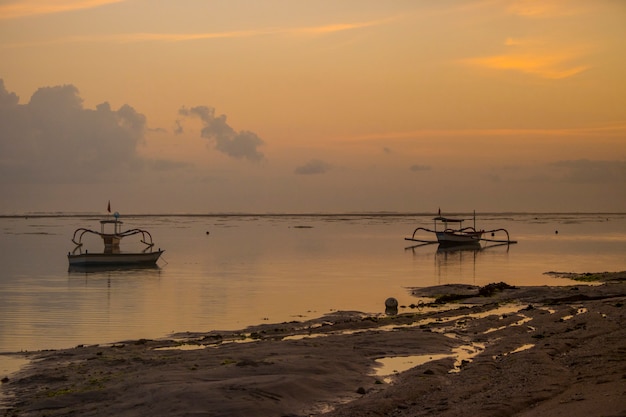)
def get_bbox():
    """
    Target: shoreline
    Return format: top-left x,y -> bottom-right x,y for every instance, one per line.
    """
2,272 -> 625,417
